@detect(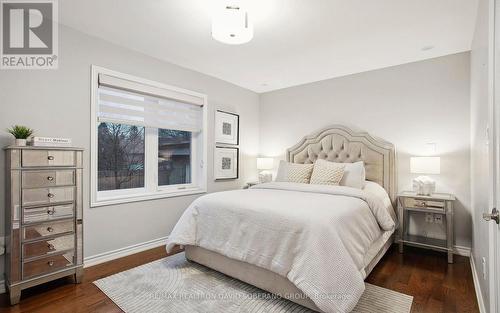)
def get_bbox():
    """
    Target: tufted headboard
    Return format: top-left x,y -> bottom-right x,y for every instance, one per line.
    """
286,125 -> 396,202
